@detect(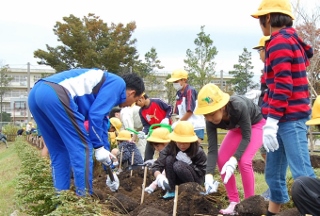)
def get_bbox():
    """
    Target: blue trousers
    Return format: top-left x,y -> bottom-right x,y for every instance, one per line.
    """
265,118 -> 315,203
28,81 -> 93,195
